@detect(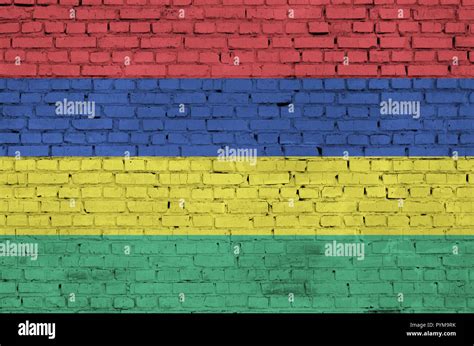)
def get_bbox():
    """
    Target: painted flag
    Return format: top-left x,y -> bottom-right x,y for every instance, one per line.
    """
0,2 -> 473,313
